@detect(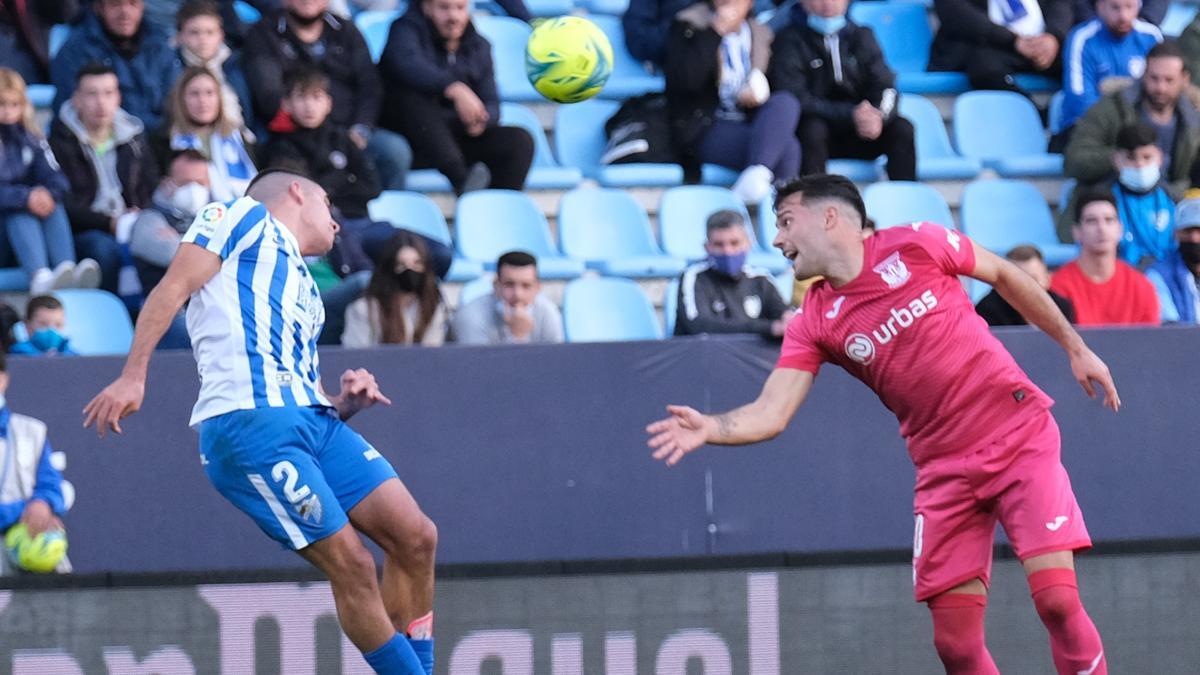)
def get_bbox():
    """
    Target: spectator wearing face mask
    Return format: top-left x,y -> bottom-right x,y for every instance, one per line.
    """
342,230 -> 448,347
10,295 -> 77,356
674,209 -> 791,337
1109,121 -> 1177,267
1146,194 -> 1200,323
127,149 -> 212,290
